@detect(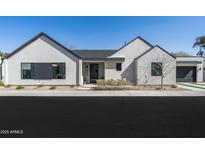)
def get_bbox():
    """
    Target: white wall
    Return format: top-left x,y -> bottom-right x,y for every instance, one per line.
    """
104,61 -> 122,80
136,46 -> 176,85
108,38 -> 151,83
5,37 -> 80,85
